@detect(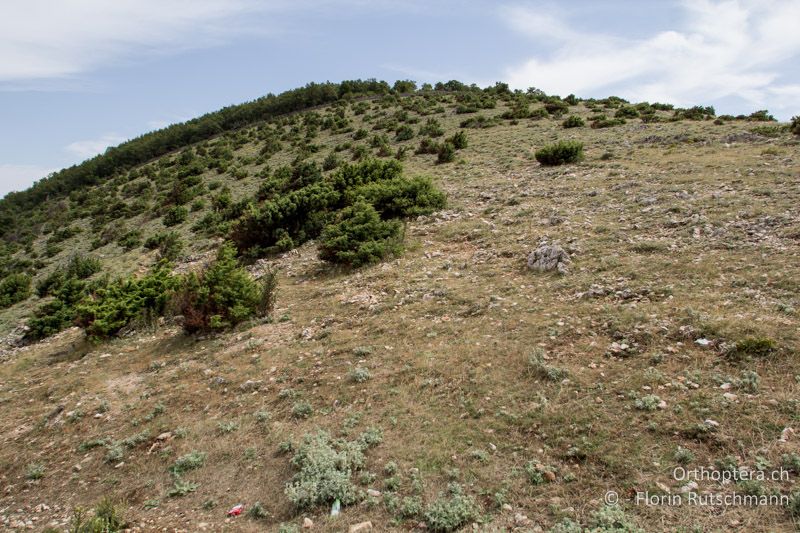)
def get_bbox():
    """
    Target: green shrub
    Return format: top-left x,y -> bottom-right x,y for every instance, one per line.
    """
615,106 -> 640,118
395,125 -> 415,141
747,110 -> 775,122
351,144 -> 370,161
725,337 -> 776,359
26,463 -> 45,480
418,118 -> 444,137
233,158 -> 434,258
175,243 -> 276,333
591,115 -> 626,128
449,130 -> 468,149
562,115 -> 585,128
117,230 -> 142,251
527,349 -> 568,381
318,201 -> 404,267
529,107 -> 549,120
66,254 -> 102,280
322,152 -> 341,171
423,483 -> 479,532
284,429 -> 381,509
791,116 -> 800,136
168,478 -> 198,497
416,137 -> 441,155
37,254 -> 101,297
437,142 -> 456,164
26,278 -> 88,340
0,273 -> 31,309
169,451 -> 207,475
163,205 -> 188,227
291,400 -> 313,419
143,232 -> 184,261
501,99 -> 530,119
75,262 -> 178,339
535,141 -> 584,166
674,105 -> 715,120
544,99 -> 569,116
352,176 -> 446,219
68,497 -> 127,533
